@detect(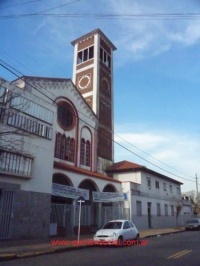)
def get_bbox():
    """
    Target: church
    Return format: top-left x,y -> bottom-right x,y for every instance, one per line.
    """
0,29 -> 187,240
0,29 -> 126,239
